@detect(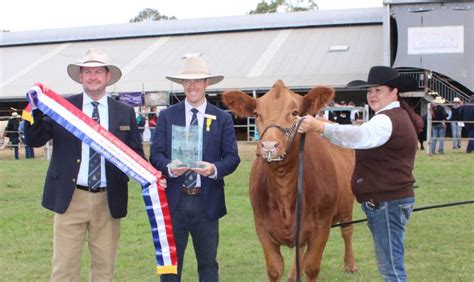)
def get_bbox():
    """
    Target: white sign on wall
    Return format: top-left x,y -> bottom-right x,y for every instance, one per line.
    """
408,26 -> 464,54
